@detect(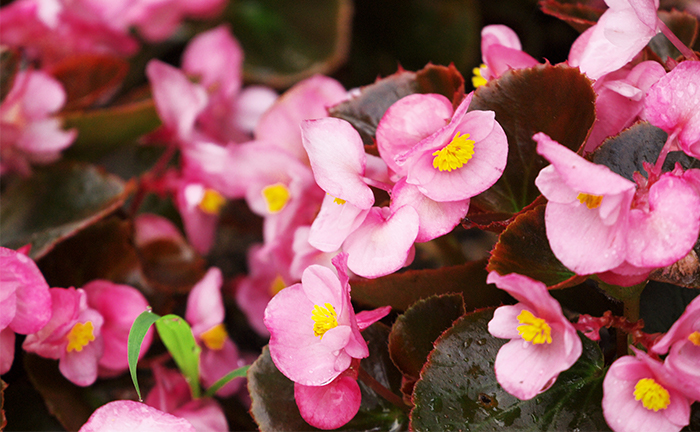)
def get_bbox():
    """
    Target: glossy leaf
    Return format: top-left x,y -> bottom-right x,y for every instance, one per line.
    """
488,204 -> 577,287
538,0 -> 604,33
410,308 -> 609,431
640,281 -> 700,333
204,365 -> 250,398
0,162 -> 133,260
329,63 -> 465,145
350,258 -> 509,311
227,0 -> 353,88
469,64 -> 596,214
155,314 -> 202,399
127,310 -> 161,401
